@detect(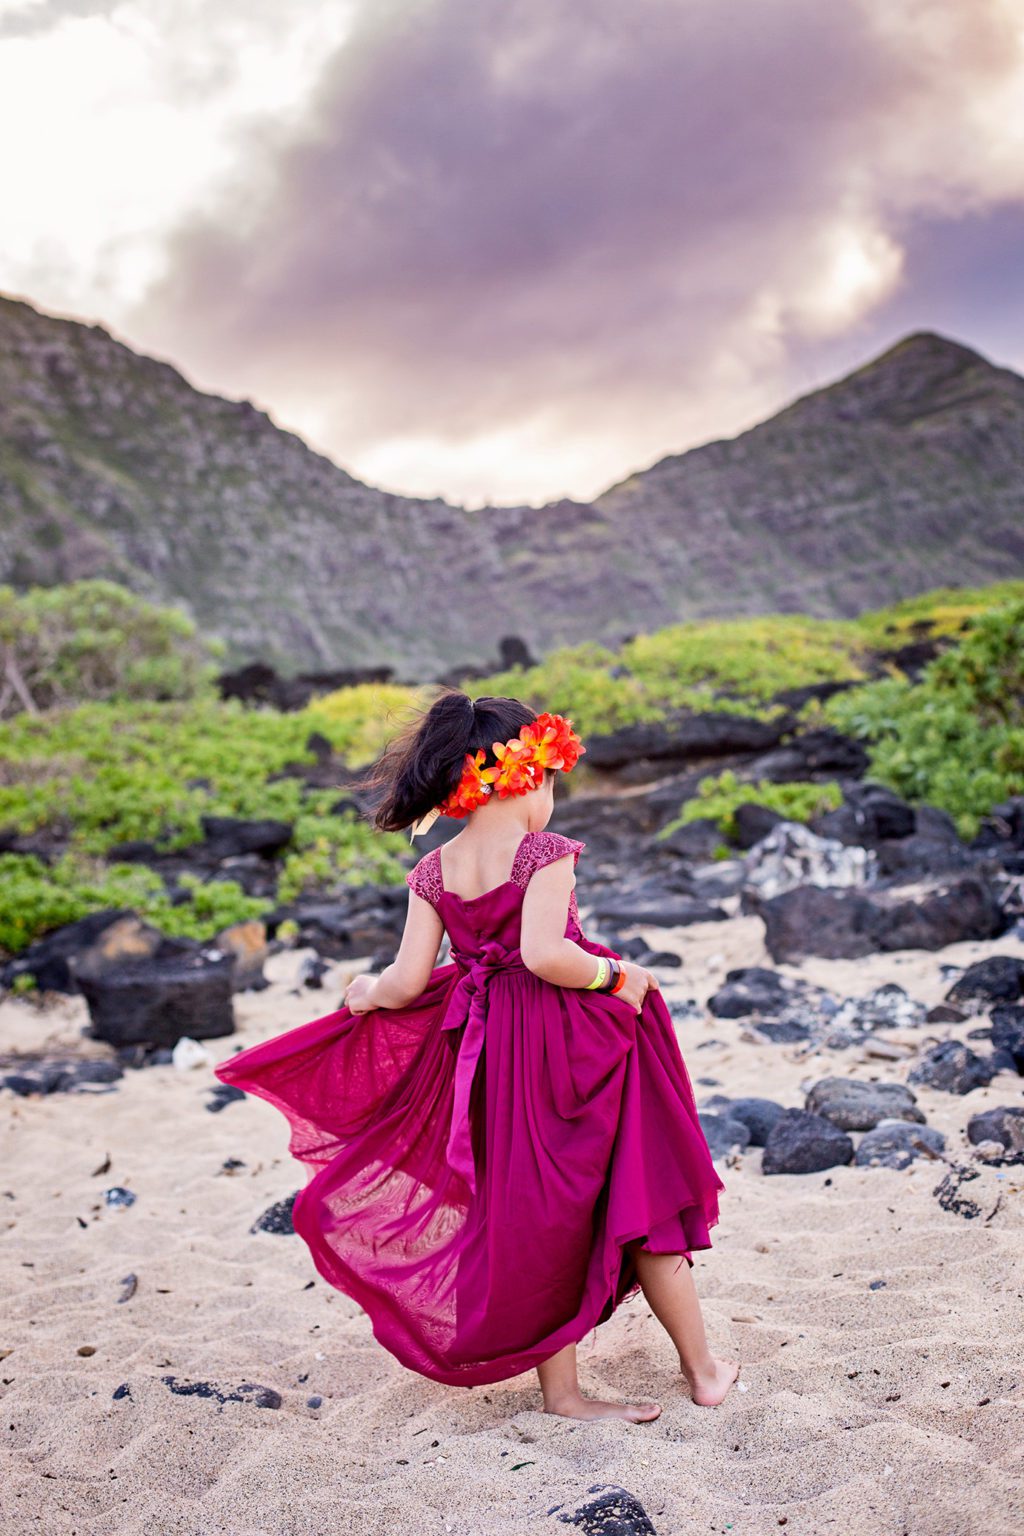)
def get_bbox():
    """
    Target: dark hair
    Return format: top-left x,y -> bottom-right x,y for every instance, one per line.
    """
361,688 -> 552,833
